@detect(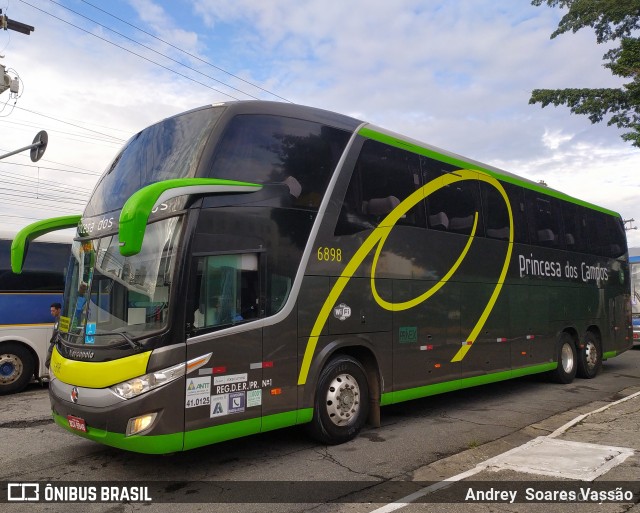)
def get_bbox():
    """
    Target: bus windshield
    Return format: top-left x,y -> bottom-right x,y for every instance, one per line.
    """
60,217 -> 182,346
83,106 -> 223,217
